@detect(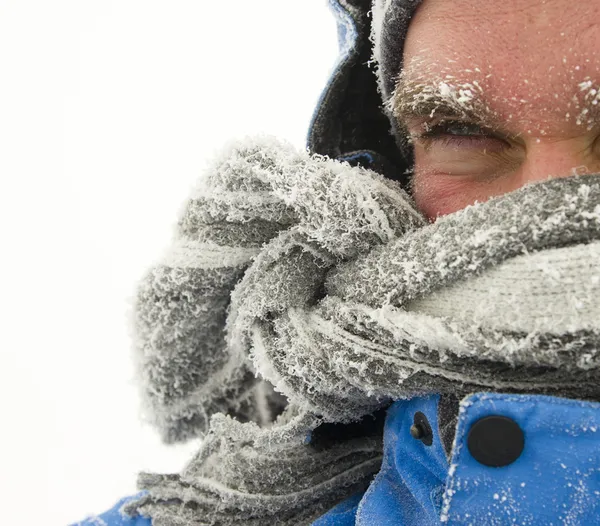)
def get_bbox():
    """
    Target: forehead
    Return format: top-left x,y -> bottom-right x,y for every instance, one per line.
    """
402,0 -> 600,134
